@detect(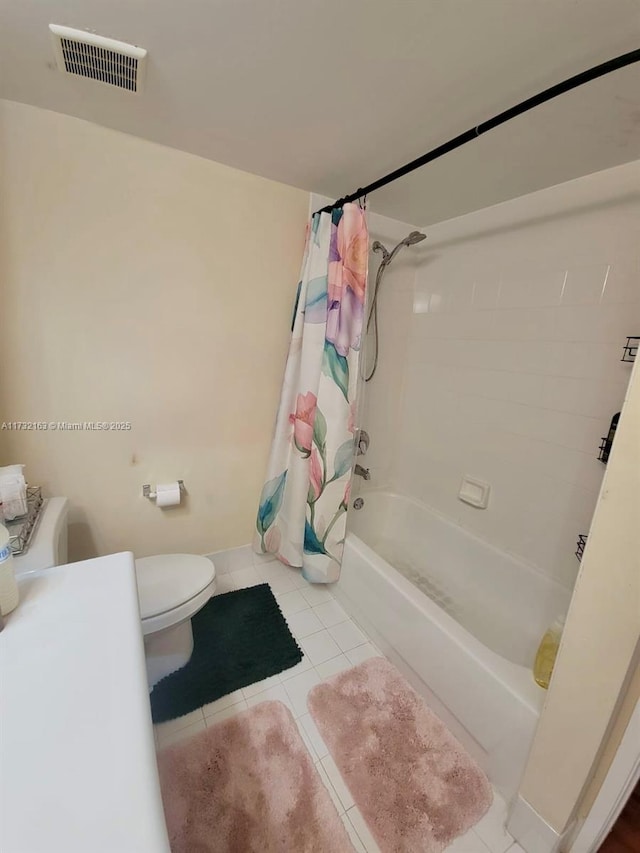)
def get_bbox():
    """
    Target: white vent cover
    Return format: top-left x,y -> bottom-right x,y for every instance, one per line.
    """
49,25 -> 147,93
